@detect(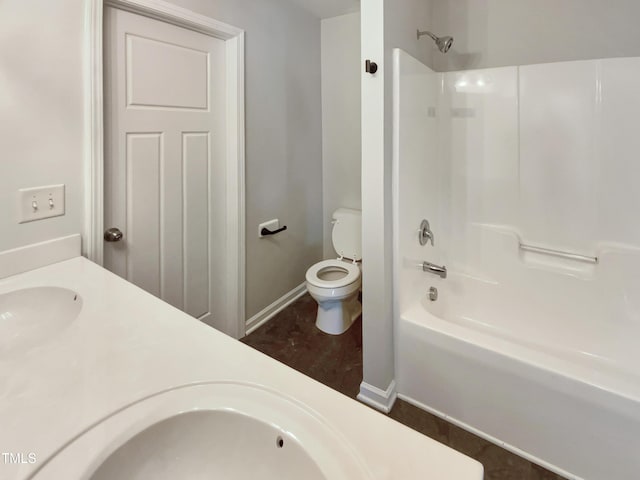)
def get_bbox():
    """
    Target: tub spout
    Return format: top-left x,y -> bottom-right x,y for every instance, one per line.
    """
422,261 -> 447,279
